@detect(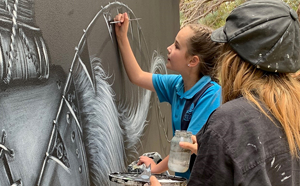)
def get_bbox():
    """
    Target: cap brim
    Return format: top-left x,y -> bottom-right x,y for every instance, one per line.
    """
211,26 -> 228,43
